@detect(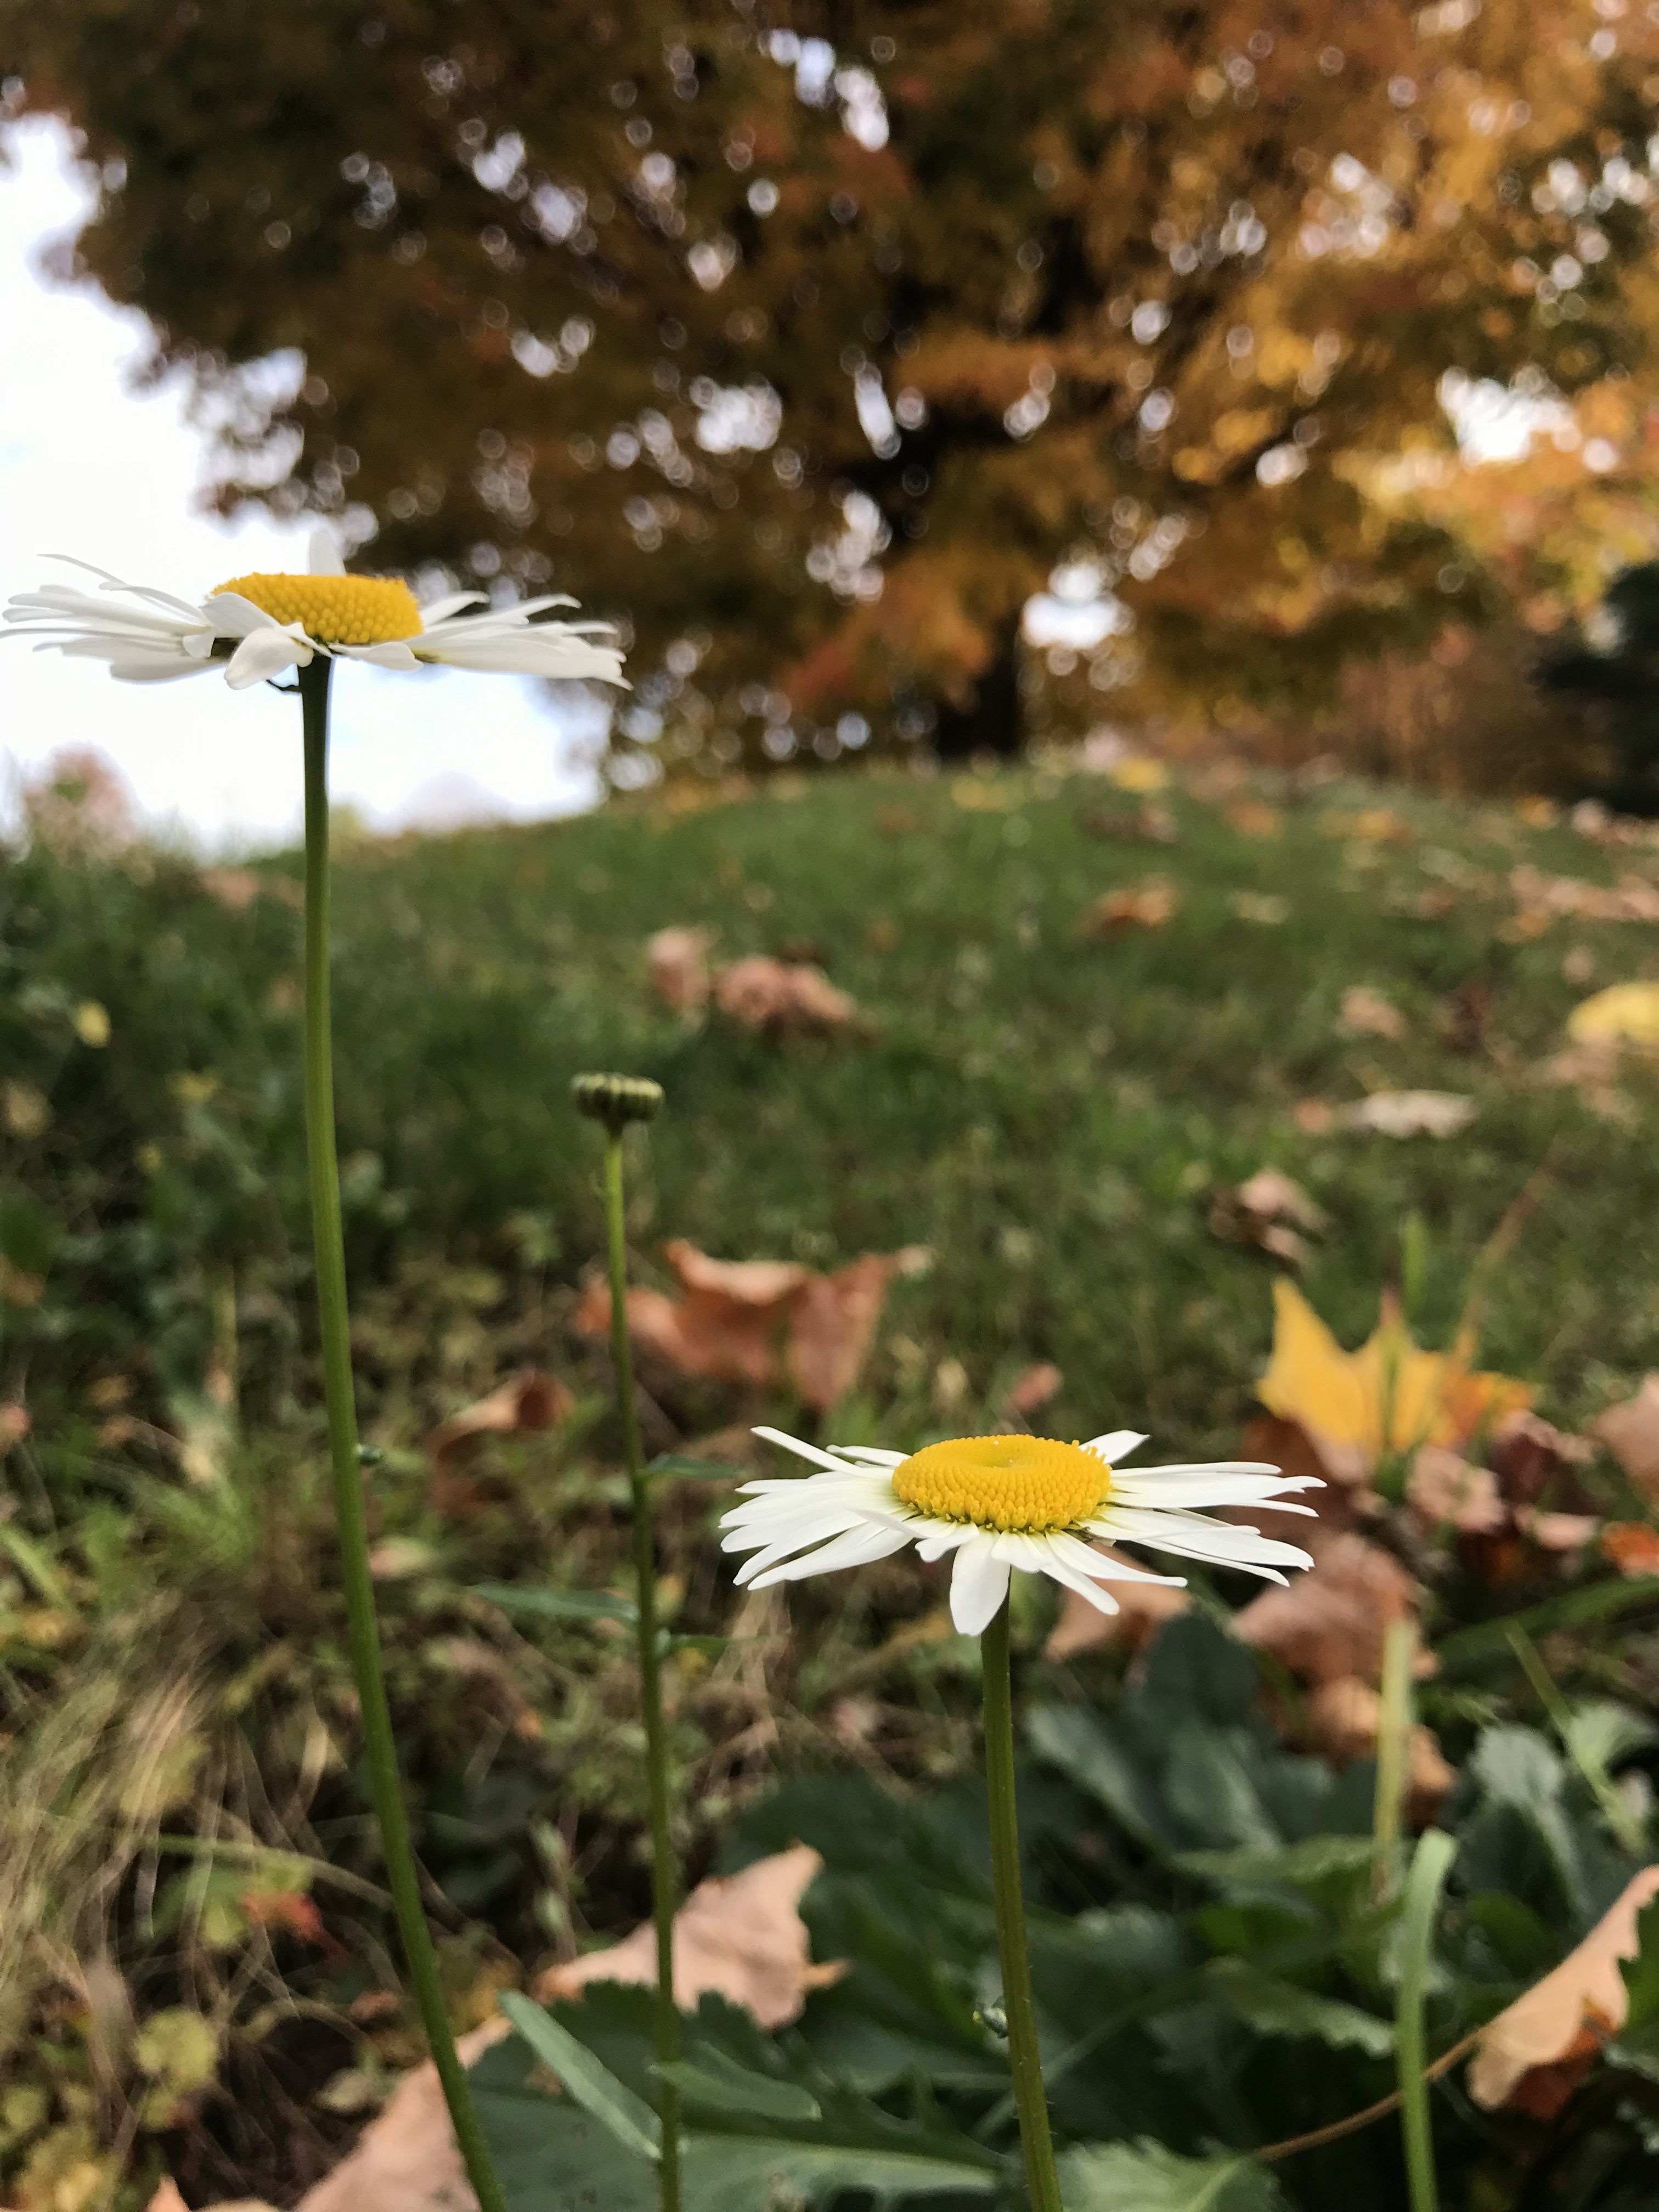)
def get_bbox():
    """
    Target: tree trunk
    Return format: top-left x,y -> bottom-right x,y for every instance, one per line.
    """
932,620 -> 1024,759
